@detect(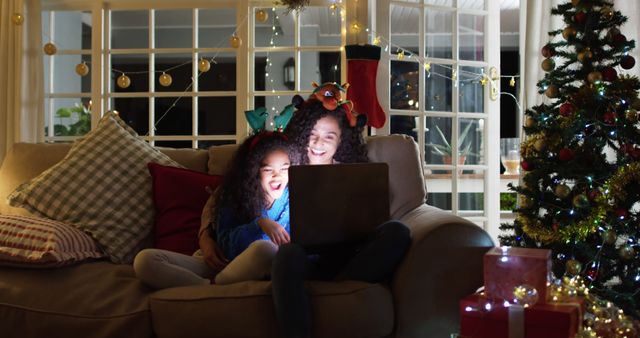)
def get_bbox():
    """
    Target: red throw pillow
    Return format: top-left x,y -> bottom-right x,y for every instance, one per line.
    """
148,162 -> 223,255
